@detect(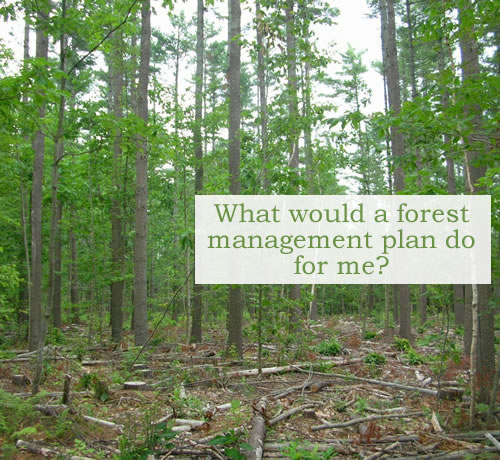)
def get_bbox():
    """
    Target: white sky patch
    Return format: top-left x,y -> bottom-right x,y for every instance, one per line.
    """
1,0 -> 386,193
